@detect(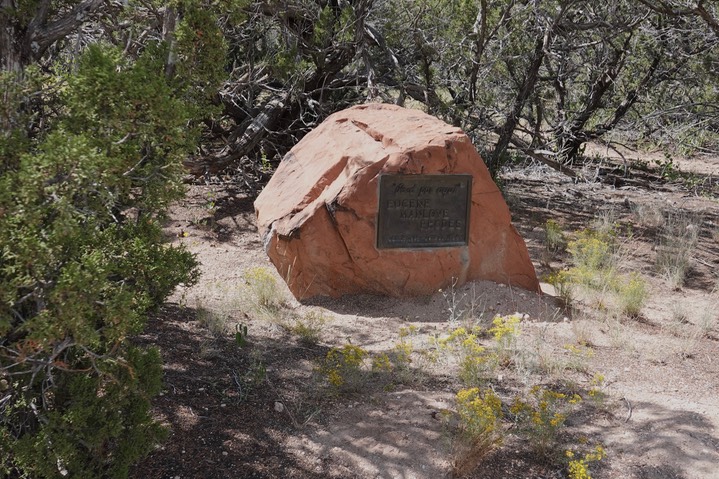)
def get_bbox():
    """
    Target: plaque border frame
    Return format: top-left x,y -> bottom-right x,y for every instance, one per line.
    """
376,173 -> 473,250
